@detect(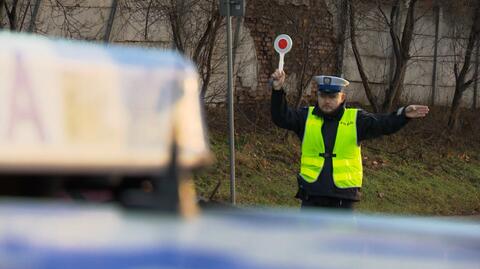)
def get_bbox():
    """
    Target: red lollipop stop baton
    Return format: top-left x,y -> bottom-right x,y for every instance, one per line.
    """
274,34 -> 292,72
